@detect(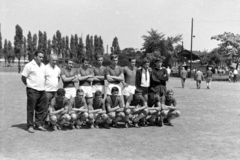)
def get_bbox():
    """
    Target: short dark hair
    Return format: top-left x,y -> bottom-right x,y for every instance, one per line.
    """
142,58 -> 149,65
129,57 -> 136,62
155,58 -> 163,63
76,89 -> 84,94
82,57 -> 89,63
57,88 -> 66,96
34,50 -> 44,56
96,55 -> 103,60
166,89 -> 174,95
135,88 -> 143,94
67,59 -> 74,63
95,90 -> 102,97
111,87 -> 119,93
110,54 -> 118,60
